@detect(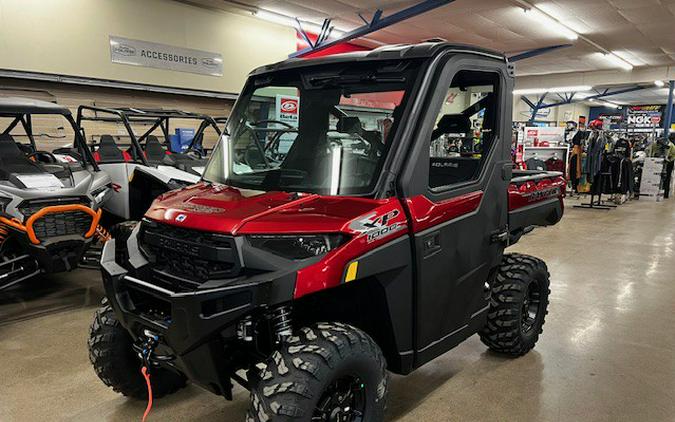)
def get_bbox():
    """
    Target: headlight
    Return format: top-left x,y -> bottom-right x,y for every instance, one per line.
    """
92,184 -> 112,205
166,179 -> 192,191
248,234 -> 349,260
